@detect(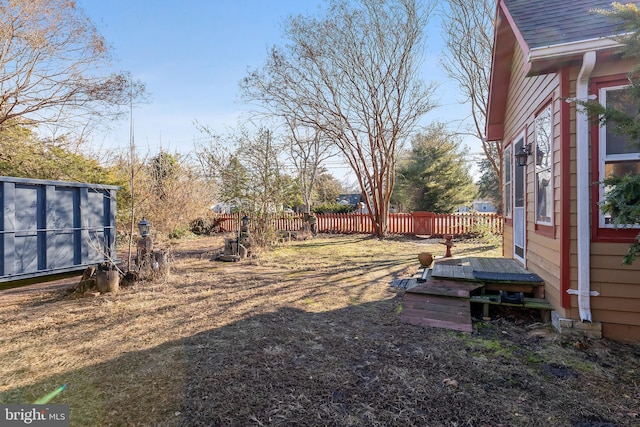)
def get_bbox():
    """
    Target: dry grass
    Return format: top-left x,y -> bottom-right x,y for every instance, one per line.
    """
1,234 -> 639,426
